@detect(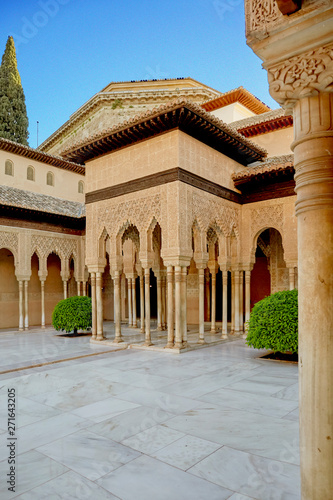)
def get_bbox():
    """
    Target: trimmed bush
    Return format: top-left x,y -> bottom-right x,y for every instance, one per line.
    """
52,296 -> 92,334
246,289 -> 298,354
